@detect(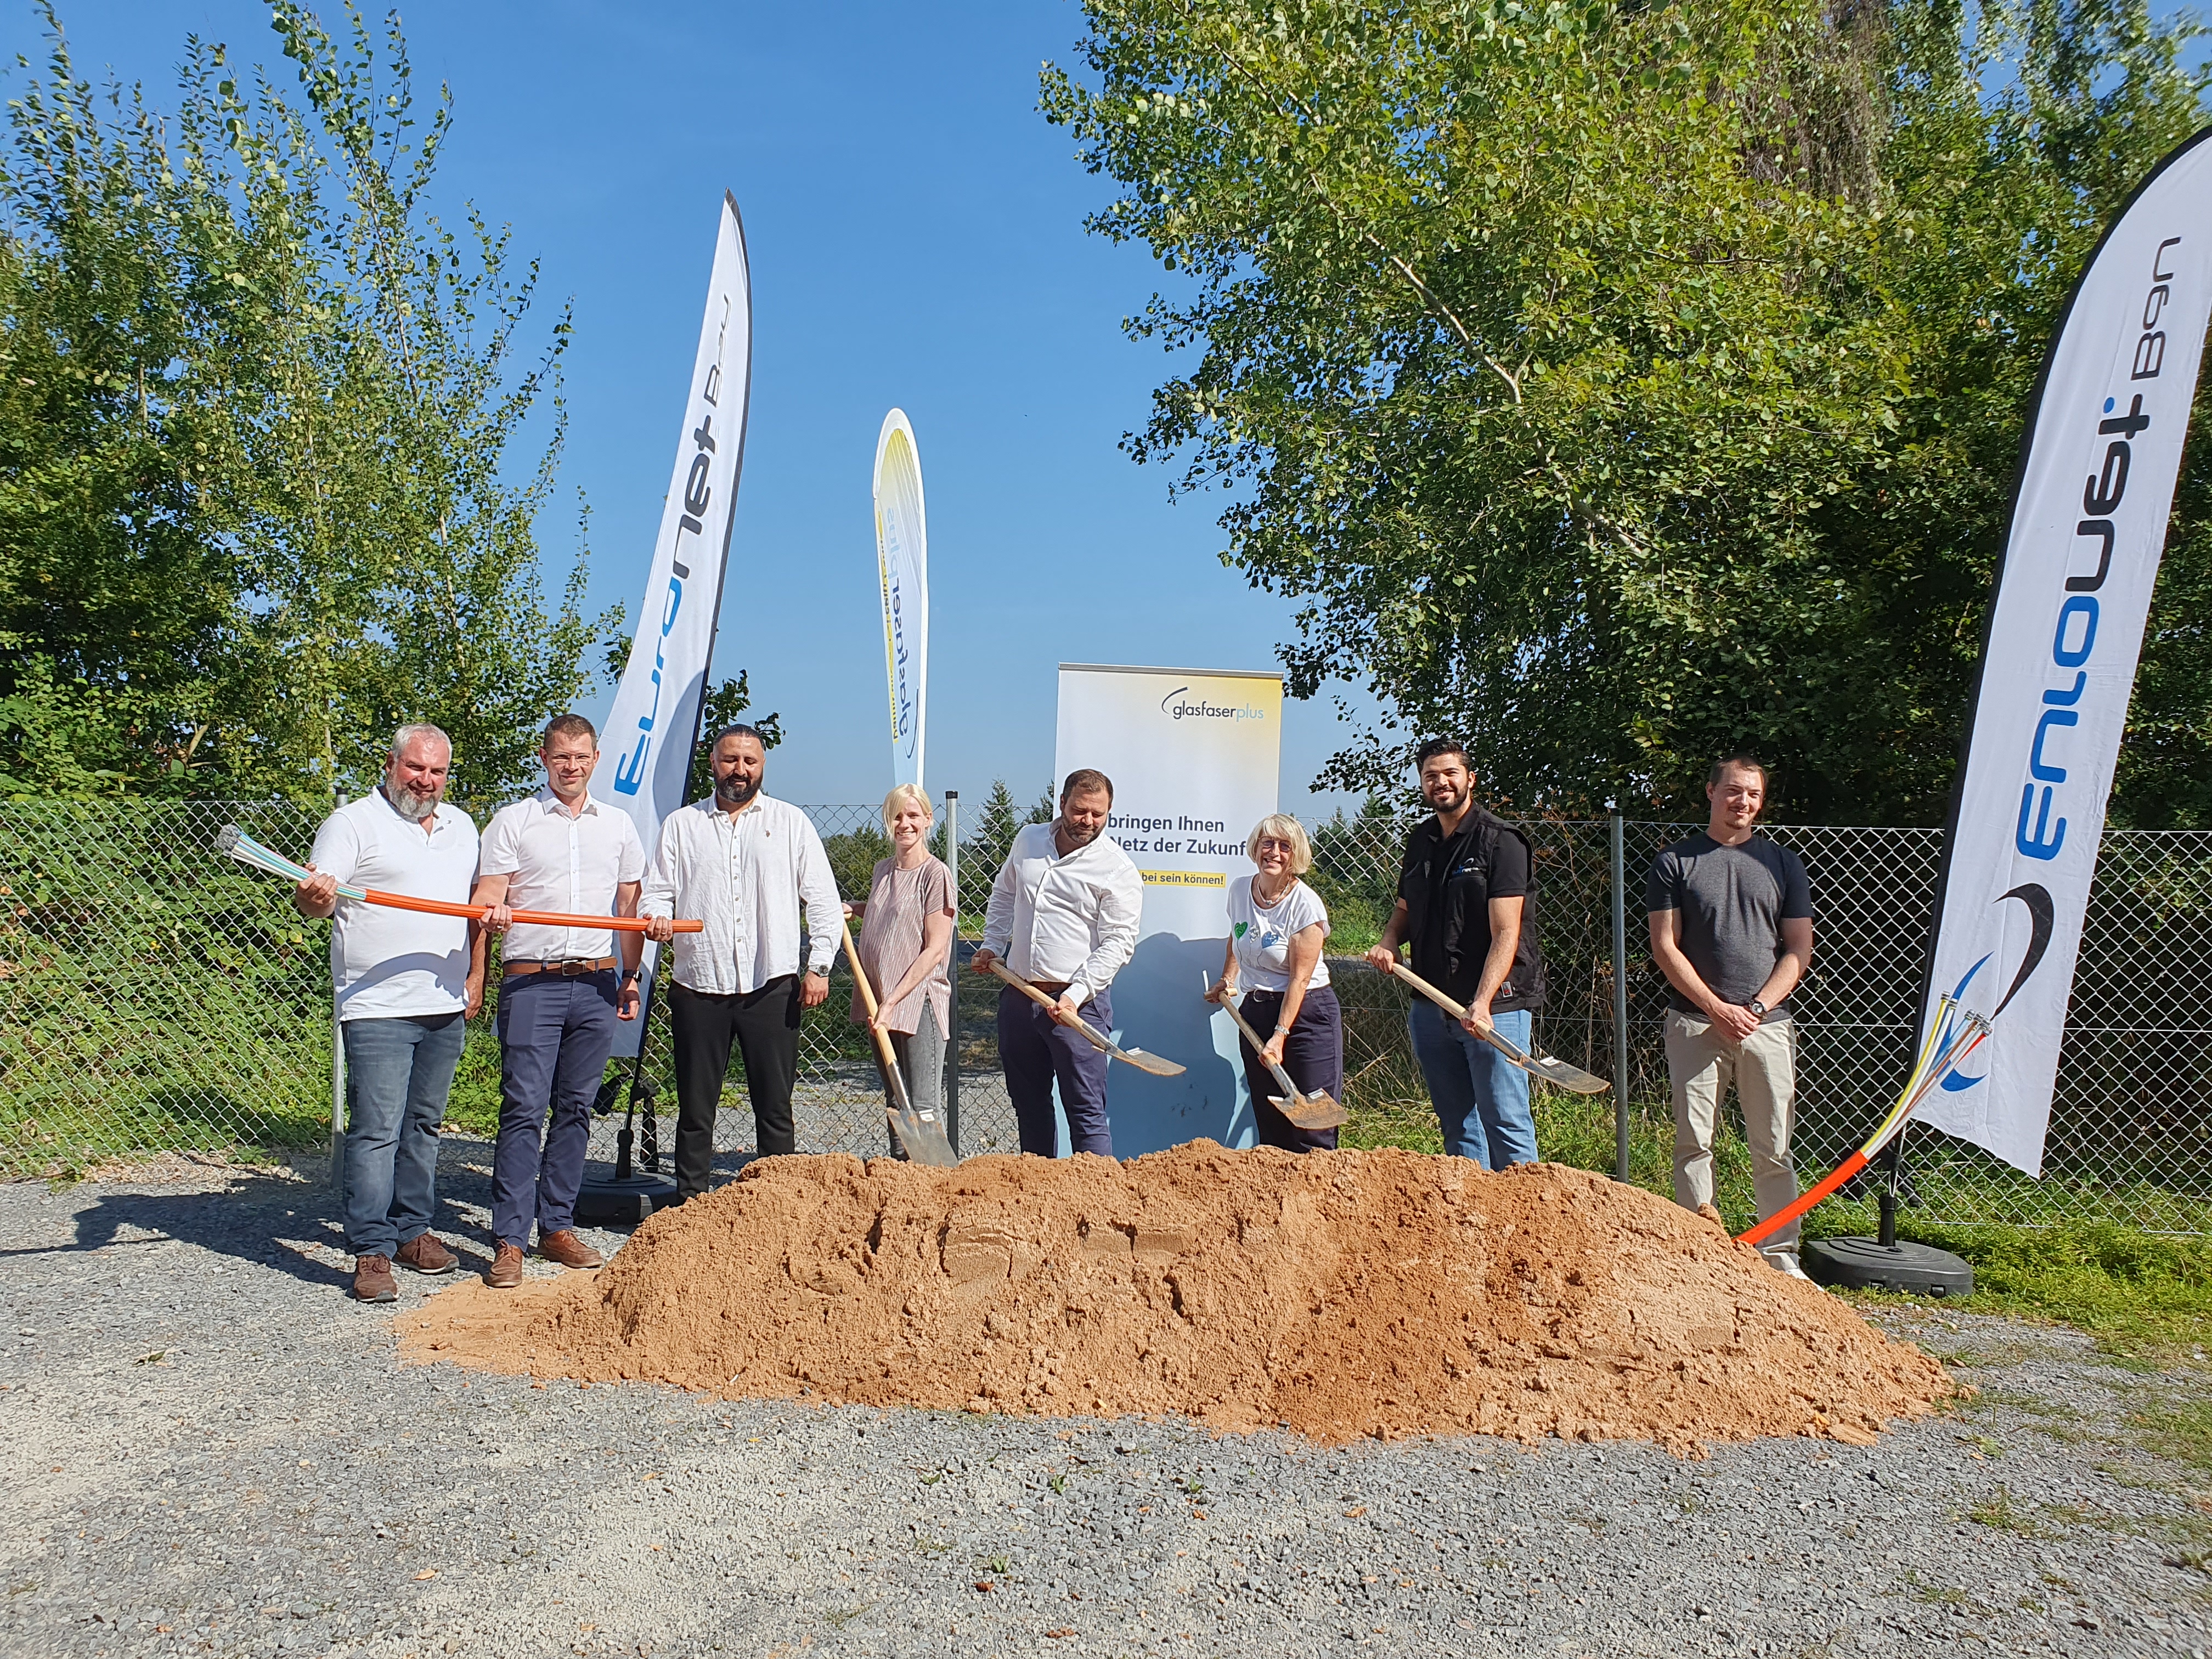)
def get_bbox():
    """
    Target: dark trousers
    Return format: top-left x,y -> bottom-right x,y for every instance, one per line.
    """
1237,985 -> 1344,1152
492,969 -> 619,1246
669,976 -> 800,1190
340,1012 -> 466,1257
998,984 -> 1114,1158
